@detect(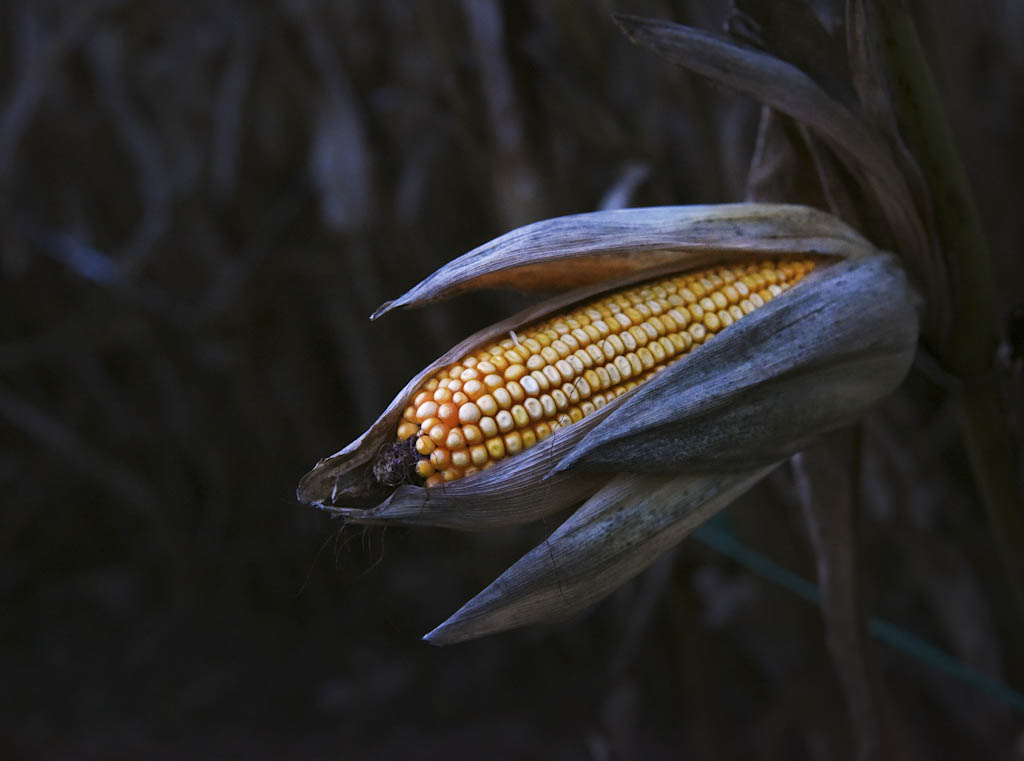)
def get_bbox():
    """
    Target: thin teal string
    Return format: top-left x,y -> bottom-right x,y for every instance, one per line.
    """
693,524 -> 1024,713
